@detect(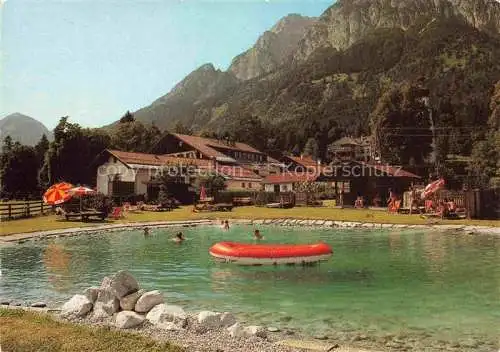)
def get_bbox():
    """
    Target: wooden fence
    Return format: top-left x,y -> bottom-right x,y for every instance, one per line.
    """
402,188 -> 499,219
0,201 -> 51,221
